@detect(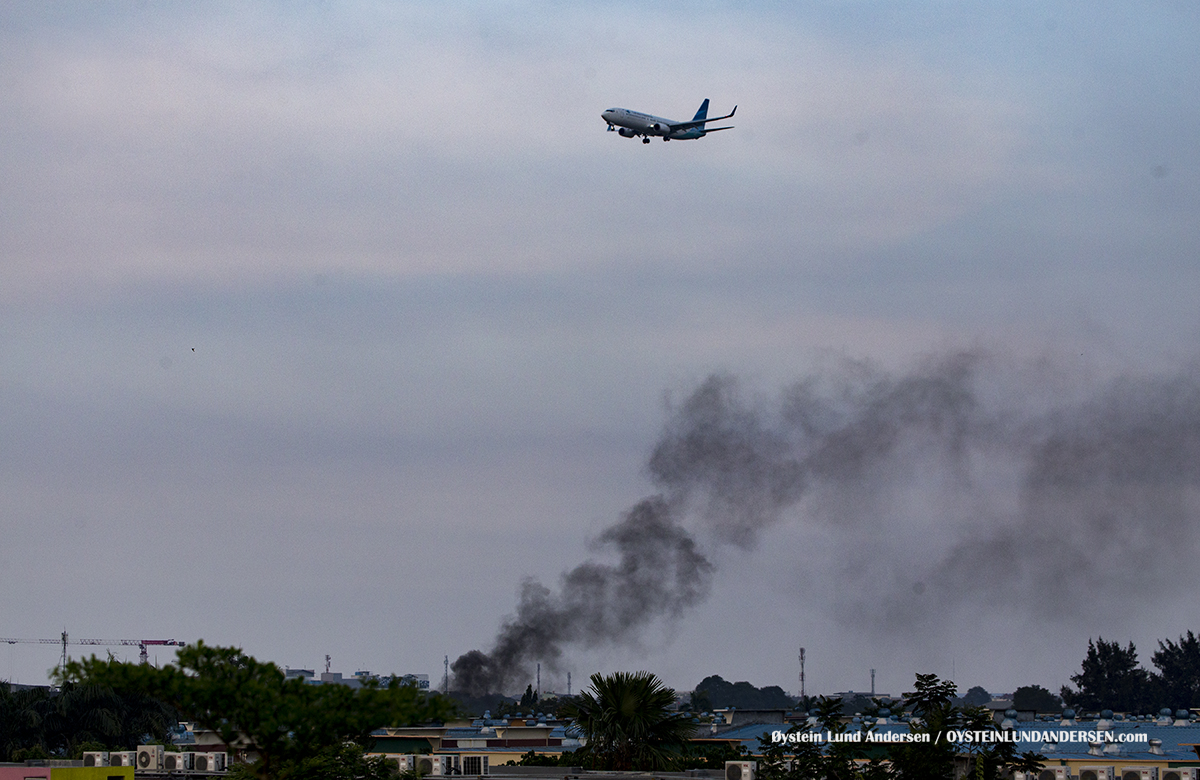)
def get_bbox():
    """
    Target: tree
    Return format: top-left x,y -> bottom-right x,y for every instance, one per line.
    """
0,679 -> 175,761
227,742 -> 399,780
756,694 -> 890,780
1060,637 -> 1152,712
519,684 -> 539,710
688,688 -> 713,713
960,686 -> 990,707
562,671 -> 696,771
1152,631 -> 1200,711
61,641 -> 453,780
677,741 -> 749,770
1012,685 -> 1061,714
693,675 -> 795,710
888,673 -> 959,780
888,673 -> 1042,780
